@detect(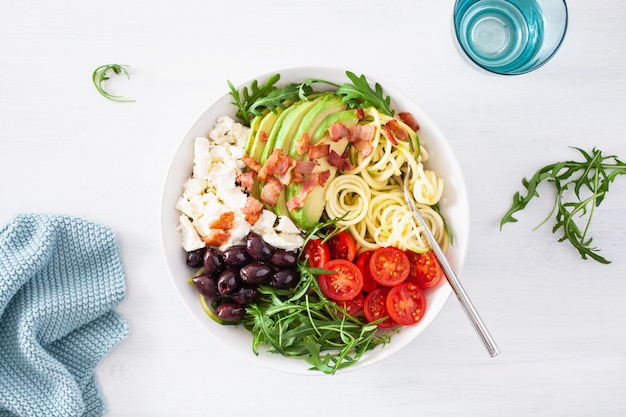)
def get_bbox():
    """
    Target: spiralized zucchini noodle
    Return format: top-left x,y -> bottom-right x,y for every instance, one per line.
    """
324,108 -> 449,254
